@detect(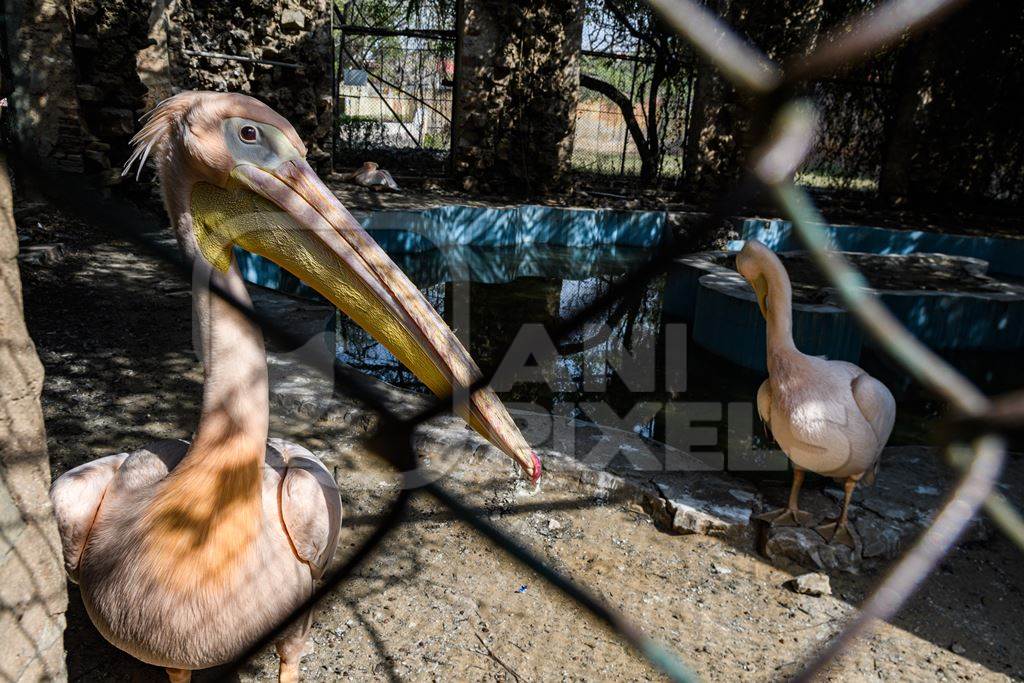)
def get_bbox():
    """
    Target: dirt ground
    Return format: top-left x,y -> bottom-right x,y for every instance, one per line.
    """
16,200 -> 1024,682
